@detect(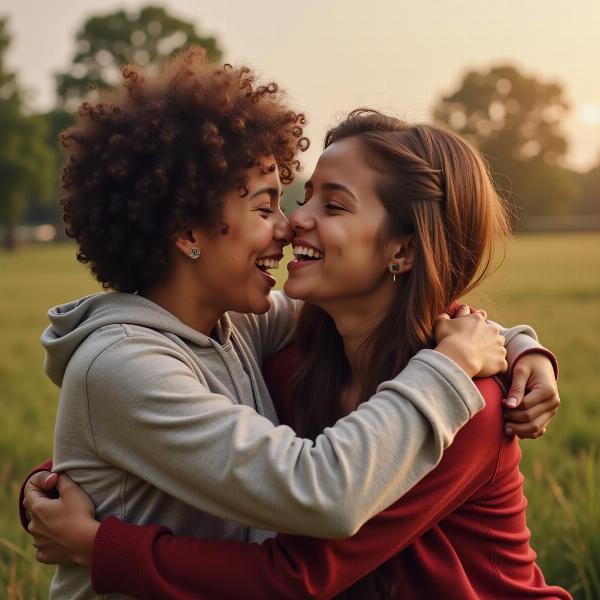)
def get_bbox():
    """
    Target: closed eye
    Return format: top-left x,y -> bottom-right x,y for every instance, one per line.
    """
325,203 -> 346,212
